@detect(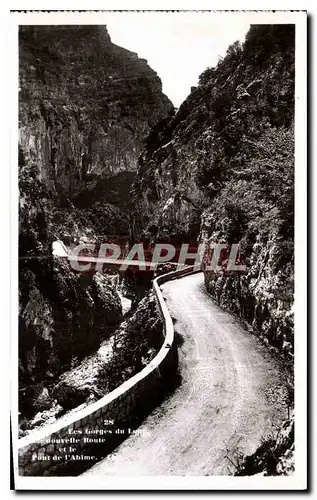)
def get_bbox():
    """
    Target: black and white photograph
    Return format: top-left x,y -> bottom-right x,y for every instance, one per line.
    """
10,7 -> 307,491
